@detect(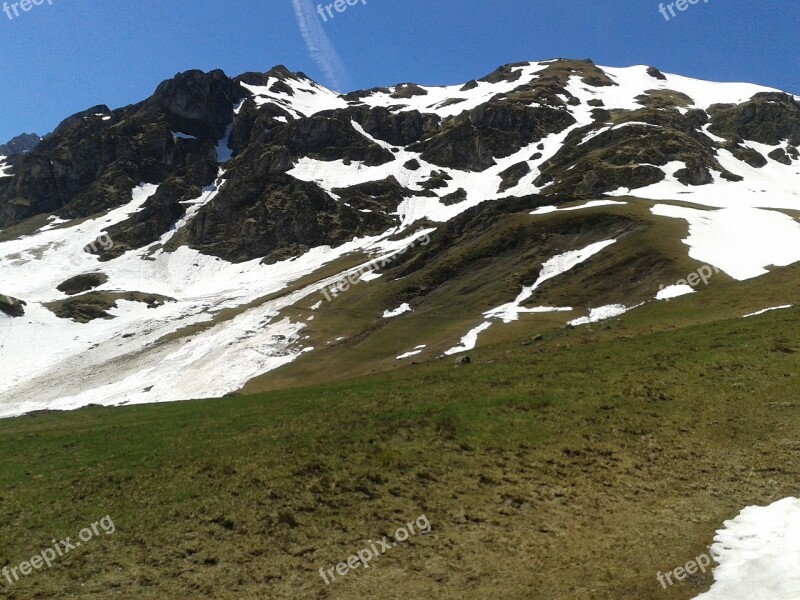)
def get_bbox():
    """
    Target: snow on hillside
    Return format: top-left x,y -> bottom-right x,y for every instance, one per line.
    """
651,204 -> 800,280
590,65 -> 782,112
241,77 -> 348,117
0,182 -> 423,417
445,239 -> 618,355
743,305 -> 793,318
693,497 -> 800,600
0,156 -> 11,178
2,61 -> 800,415
355,62 -> 549,118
